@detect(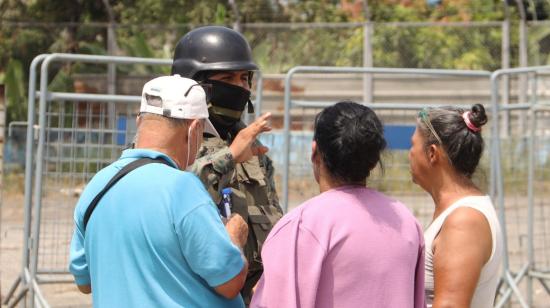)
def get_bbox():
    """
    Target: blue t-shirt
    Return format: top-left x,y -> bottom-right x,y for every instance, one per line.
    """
69,149 -> 245,307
